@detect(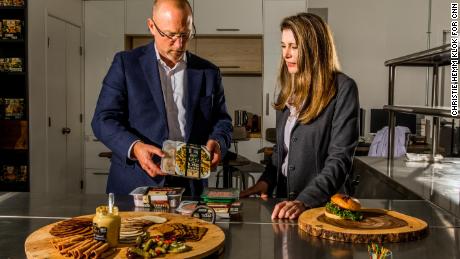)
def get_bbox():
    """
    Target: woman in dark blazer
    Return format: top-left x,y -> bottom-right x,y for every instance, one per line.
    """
240,13 -> 359,219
